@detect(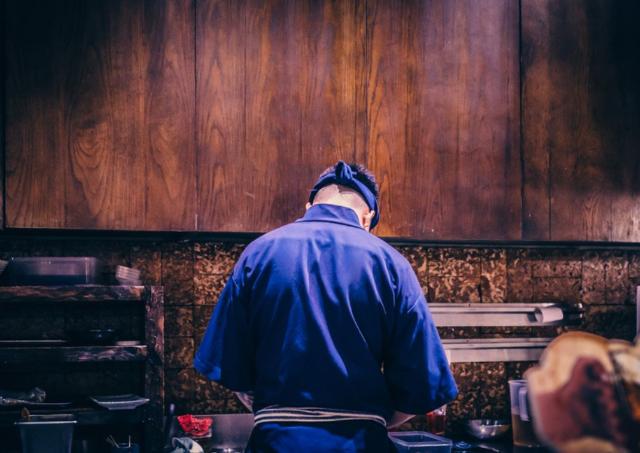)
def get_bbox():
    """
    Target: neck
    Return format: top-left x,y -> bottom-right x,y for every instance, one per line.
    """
312,202 -> 367,230
315,199 -> 359,213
